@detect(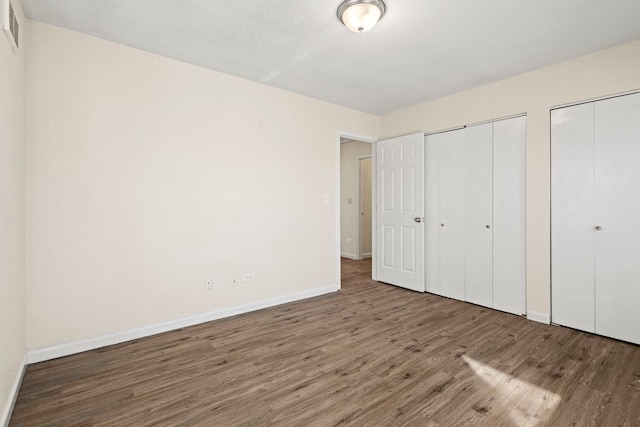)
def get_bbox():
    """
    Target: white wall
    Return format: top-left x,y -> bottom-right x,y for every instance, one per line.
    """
25,21 -> 379,350
340,141 -> 372,259
381,39 -> 640,321
0,1 -> 25,423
